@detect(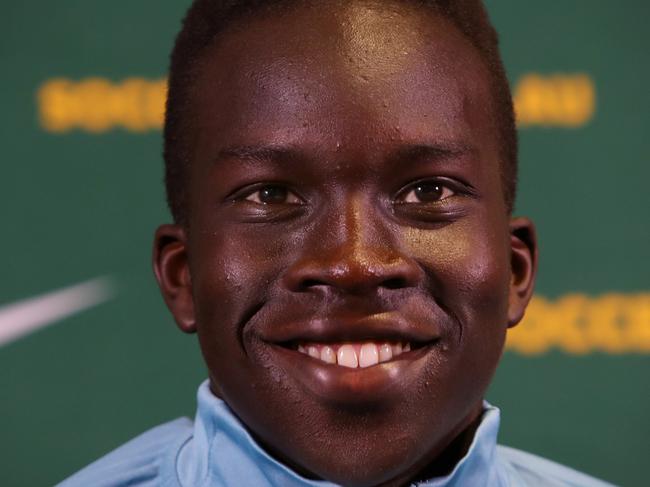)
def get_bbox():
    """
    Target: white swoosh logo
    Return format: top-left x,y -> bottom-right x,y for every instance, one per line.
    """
0,277 -> 116,347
